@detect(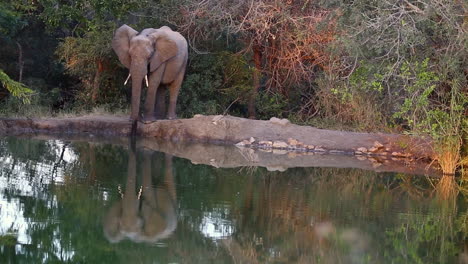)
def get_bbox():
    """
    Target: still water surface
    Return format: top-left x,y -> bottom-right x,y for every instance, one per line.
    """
0,137 -> 466,263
